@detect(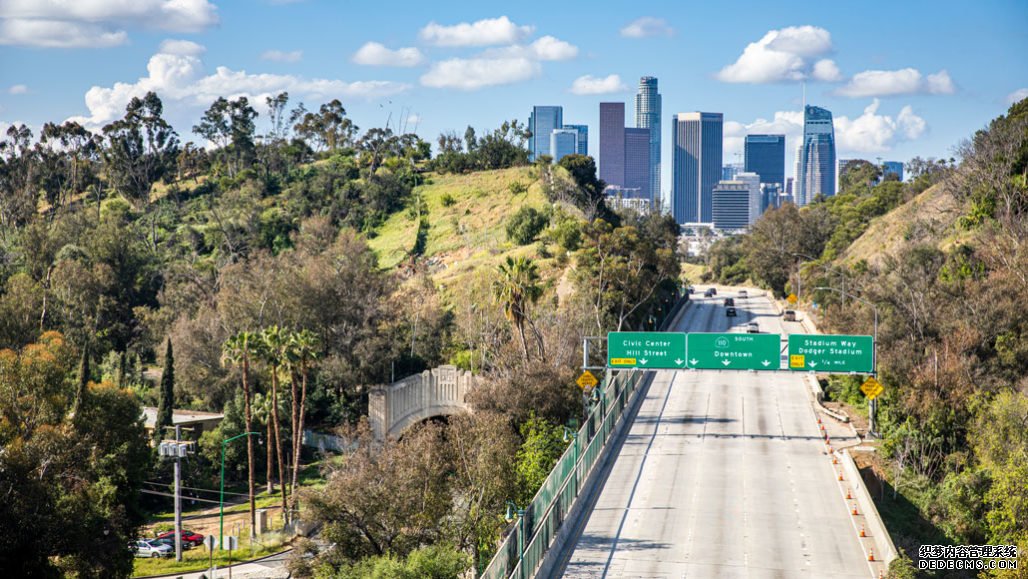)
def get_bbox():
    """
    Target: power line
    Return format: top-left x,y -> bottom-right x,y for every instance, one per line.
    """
144,481 -> 250,498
